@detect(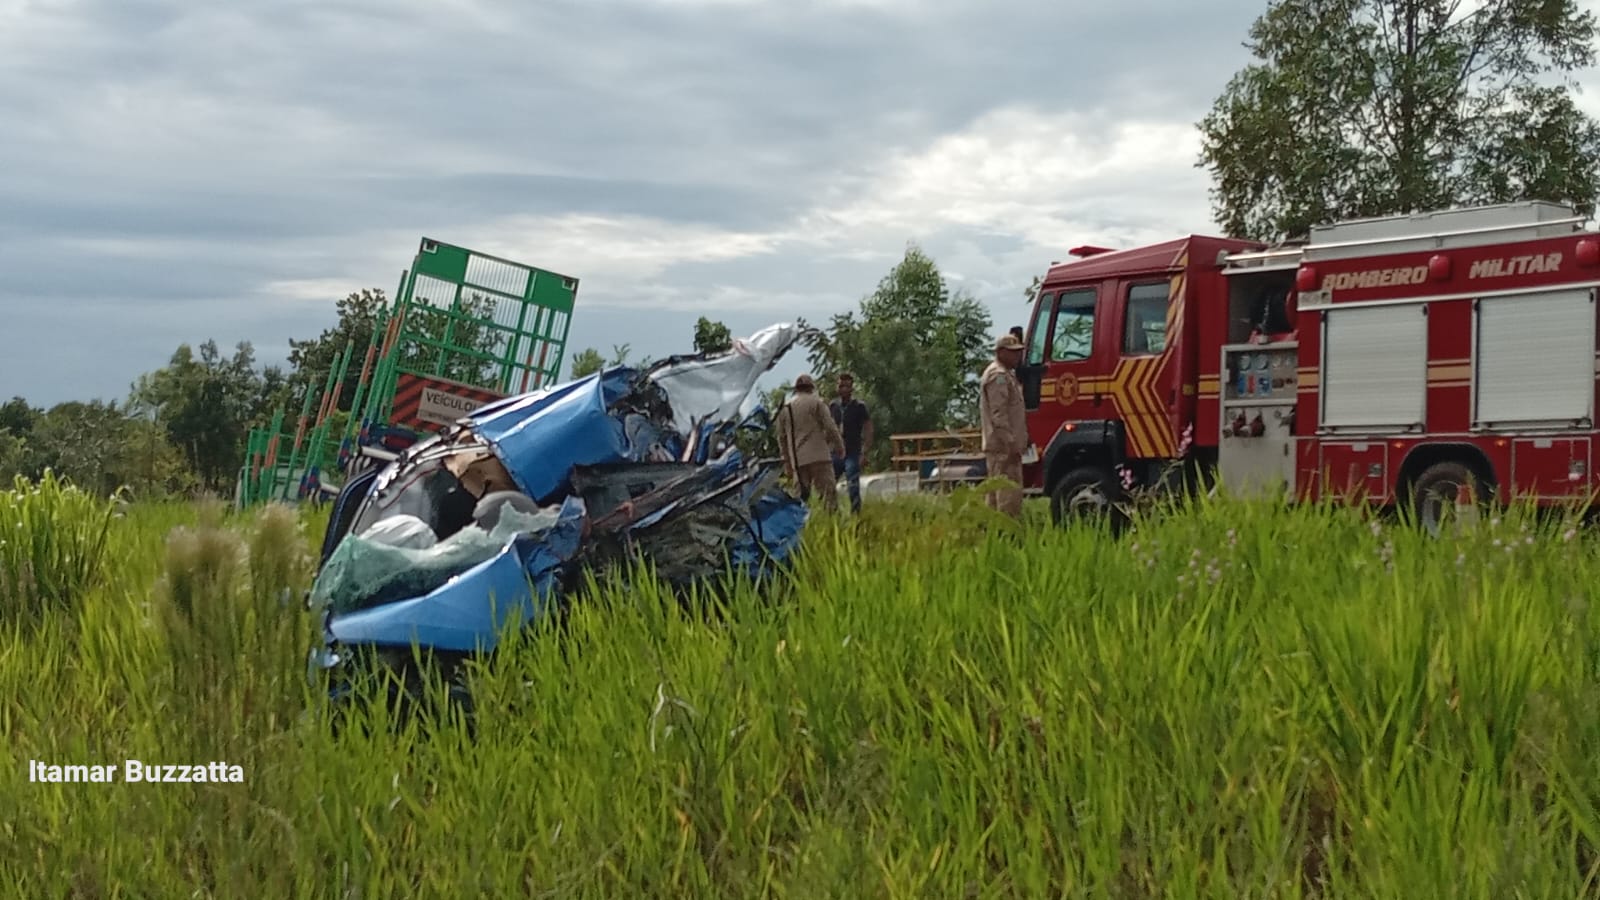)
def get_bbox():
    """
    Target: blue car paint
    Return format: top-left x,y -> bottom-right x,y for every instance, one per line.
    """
468,368 -> 643,505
